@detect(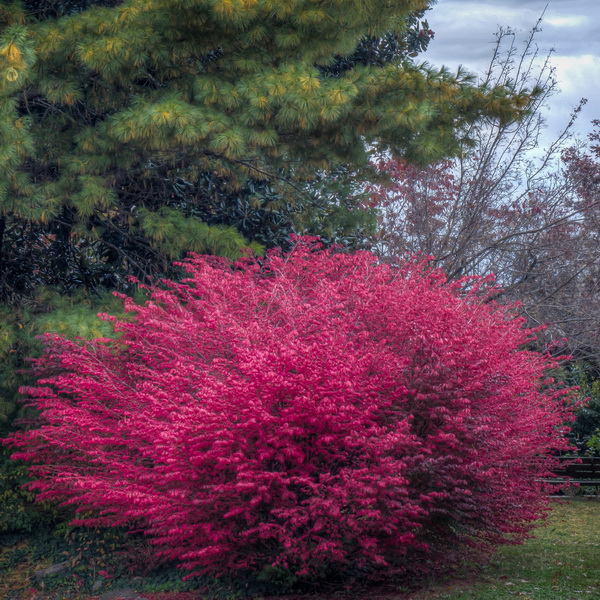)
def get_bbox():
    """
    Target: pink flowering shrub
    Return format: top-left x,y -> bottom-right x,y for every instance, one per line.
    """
8,239 -> 574,583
